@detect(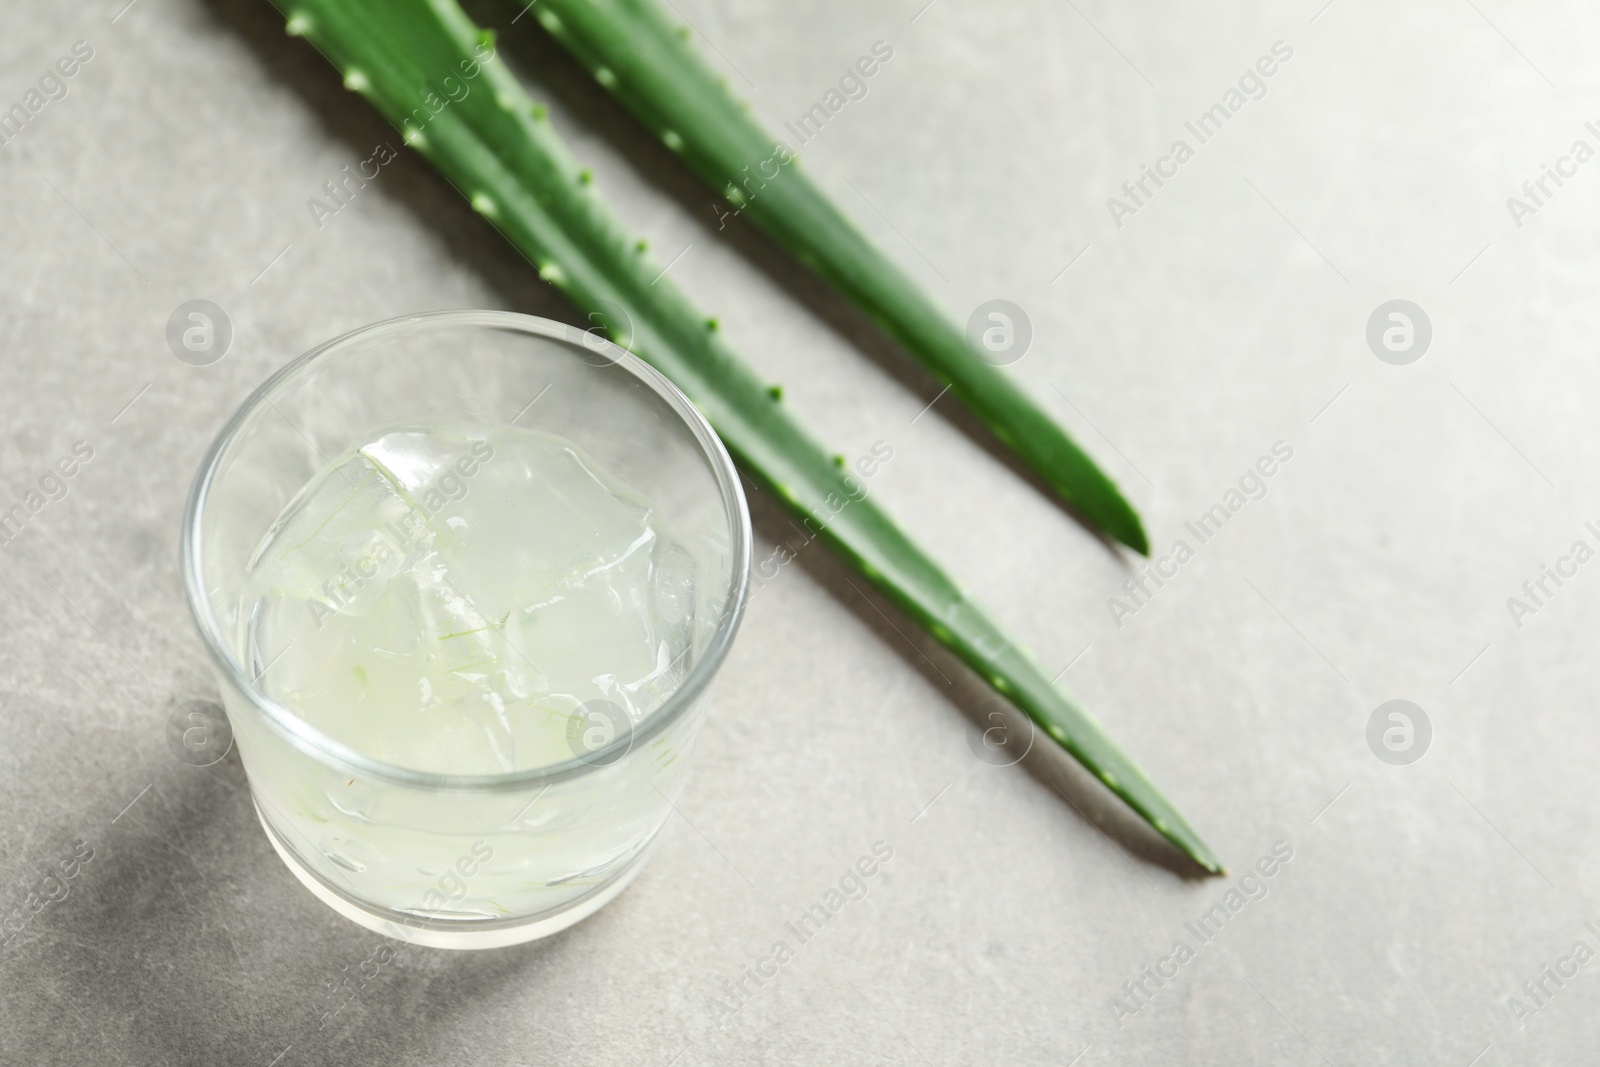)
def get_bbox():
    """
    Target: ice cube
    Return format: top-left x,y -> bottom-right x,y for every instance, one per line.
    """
239,423 -> 707,774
